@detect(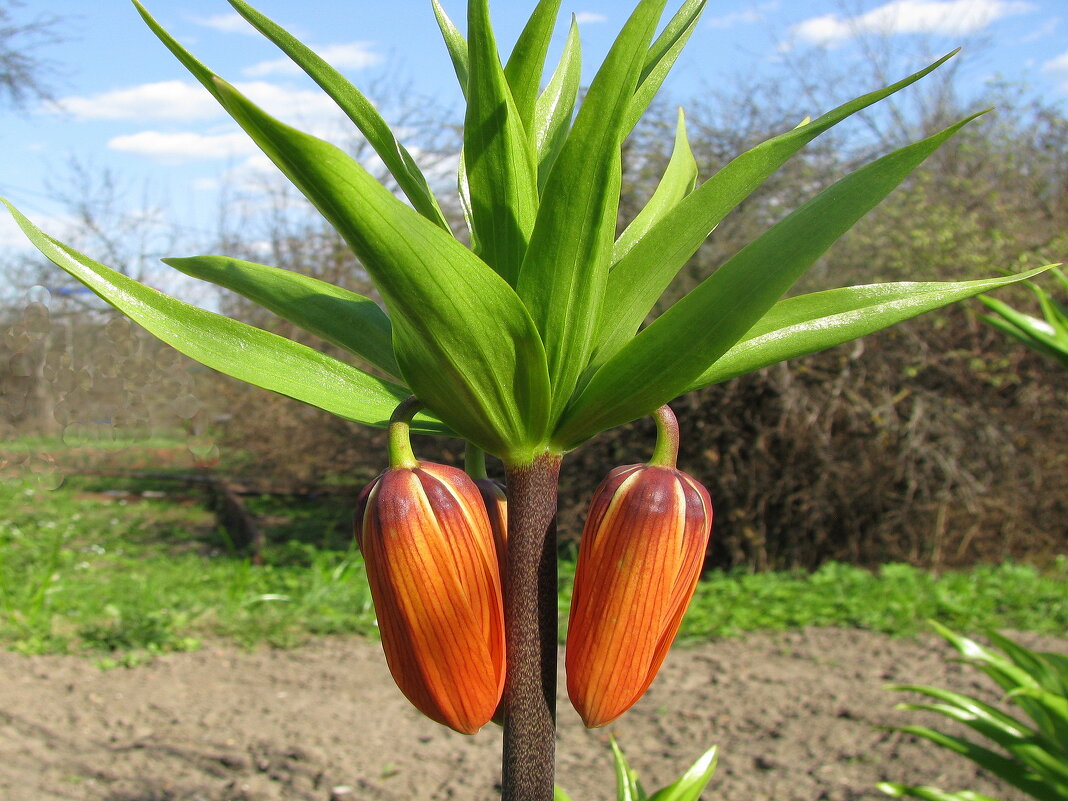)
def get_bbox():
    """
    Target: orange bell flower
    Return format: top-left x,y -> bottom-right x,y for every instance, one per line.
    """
355,400 -> 505,734
566,406 -> 712,728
